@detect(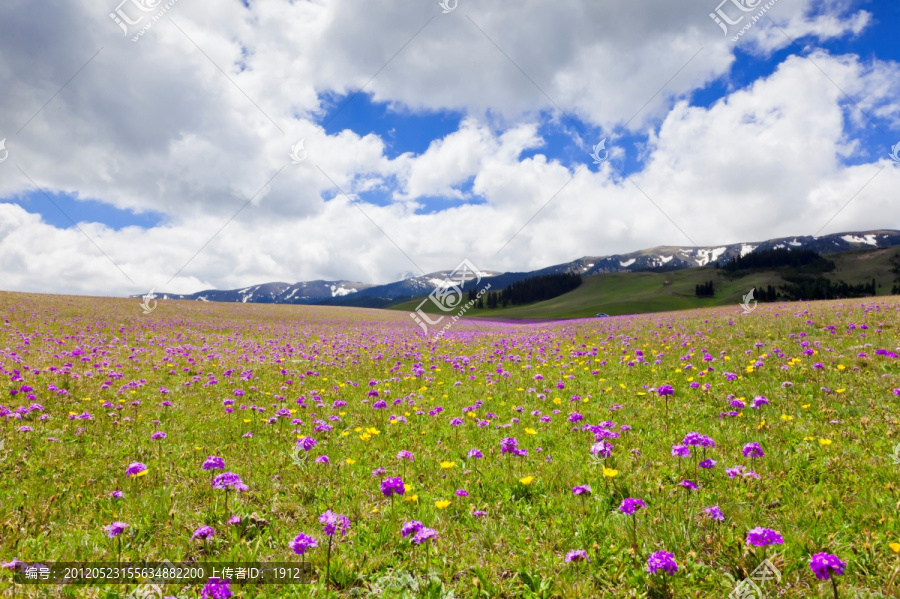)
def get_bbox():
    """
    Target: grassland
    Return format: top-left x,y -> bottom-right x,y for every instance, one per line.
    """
1,291 -> 899,597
